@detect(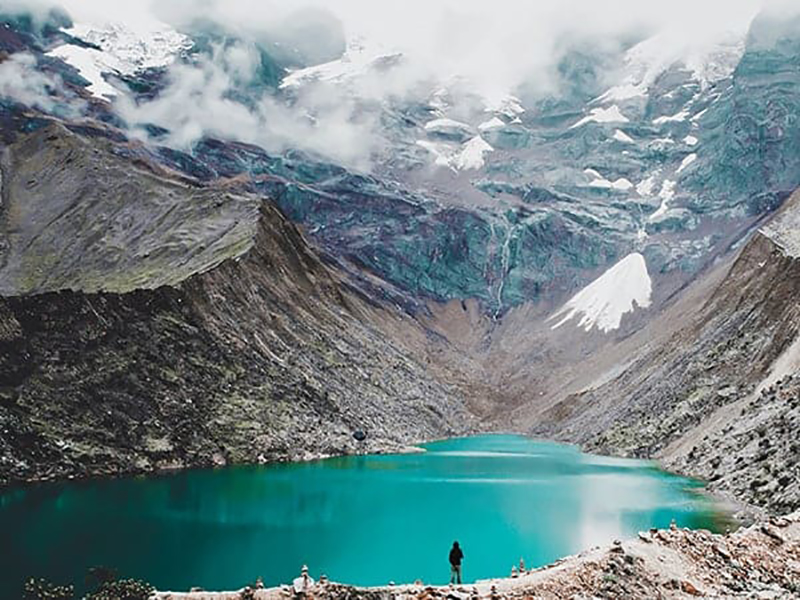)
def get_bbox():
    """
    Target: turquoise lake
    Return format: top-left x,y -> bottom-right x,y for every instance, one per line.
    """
0,435 -> 724,595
